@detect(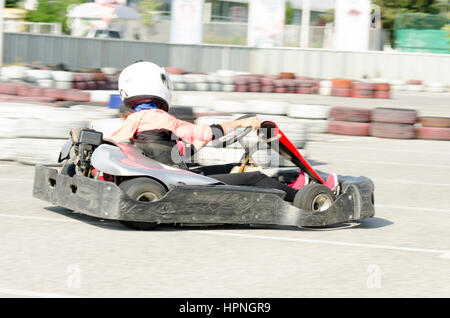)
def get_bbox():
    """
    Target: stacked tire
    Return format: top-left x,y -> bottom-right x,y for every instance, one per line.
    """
328,107 -> 371,136
331,79 -> 353,97
351,82 -> 375,98
287,104 -> 330,134
370,108 -> 417,139
416,117 -> 450,141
